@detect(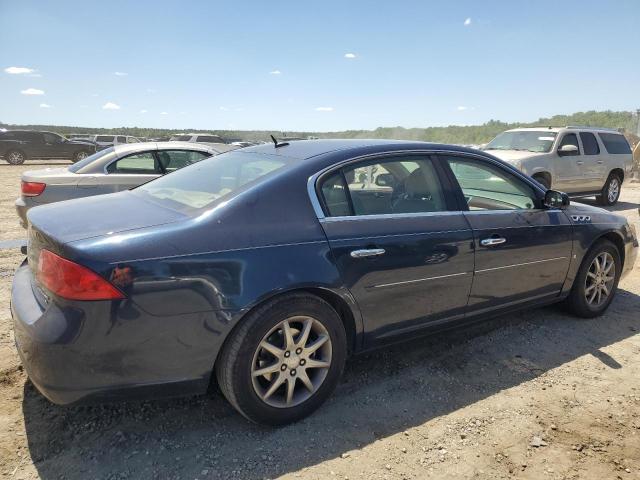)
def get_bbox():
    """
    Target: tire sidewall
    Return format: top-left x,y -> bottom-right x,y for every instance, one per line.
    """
601,174 -> 621,206
228,296 -> 347,425
6,150 -> 26,165
74,150 -> 89,162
